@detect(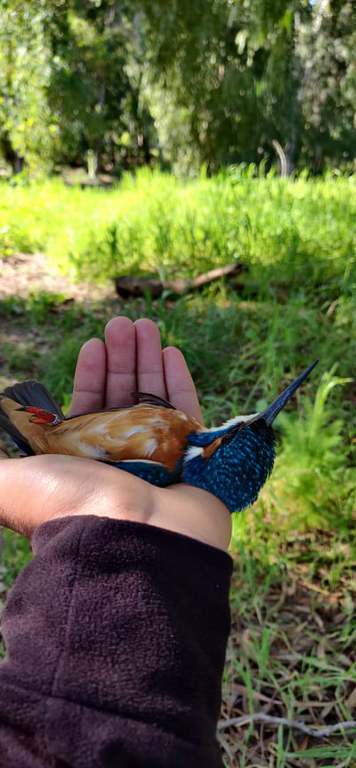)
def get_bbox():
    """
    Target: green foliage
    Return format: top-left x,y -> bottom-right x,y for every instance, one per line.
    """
233,369 -> 355,577
48,4 -> 135,166
132,0 -> 356,172
0,1 -> 355,175
287,744 -> 356,763
0,180 -> 67,254
0,1 -> 57,174
268,371 -> 355,528
0,171 -> 354,297
1,529 -> 31,589
223,549 -> 355,766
